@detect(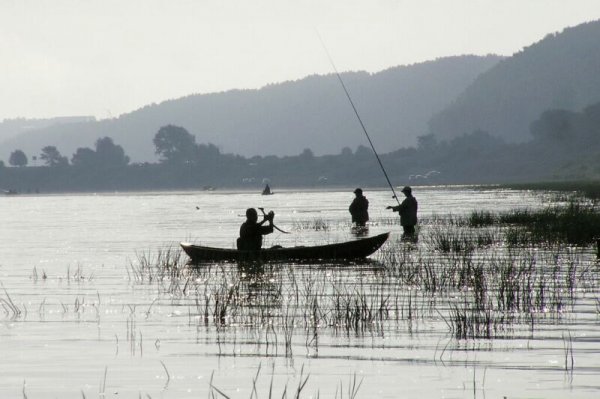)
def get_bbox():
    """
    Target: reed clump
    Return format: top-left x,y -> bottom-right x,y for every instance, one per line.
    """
132,198 -> 599,352
208,364 -> 362,399
293,218 -> 331,231
426,226 -> 498,253
499,202 -> 600,245
459,201 -> 600,246
128,246 -> 189,285
468,211 -> 497,227
174,243 -> 588,343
